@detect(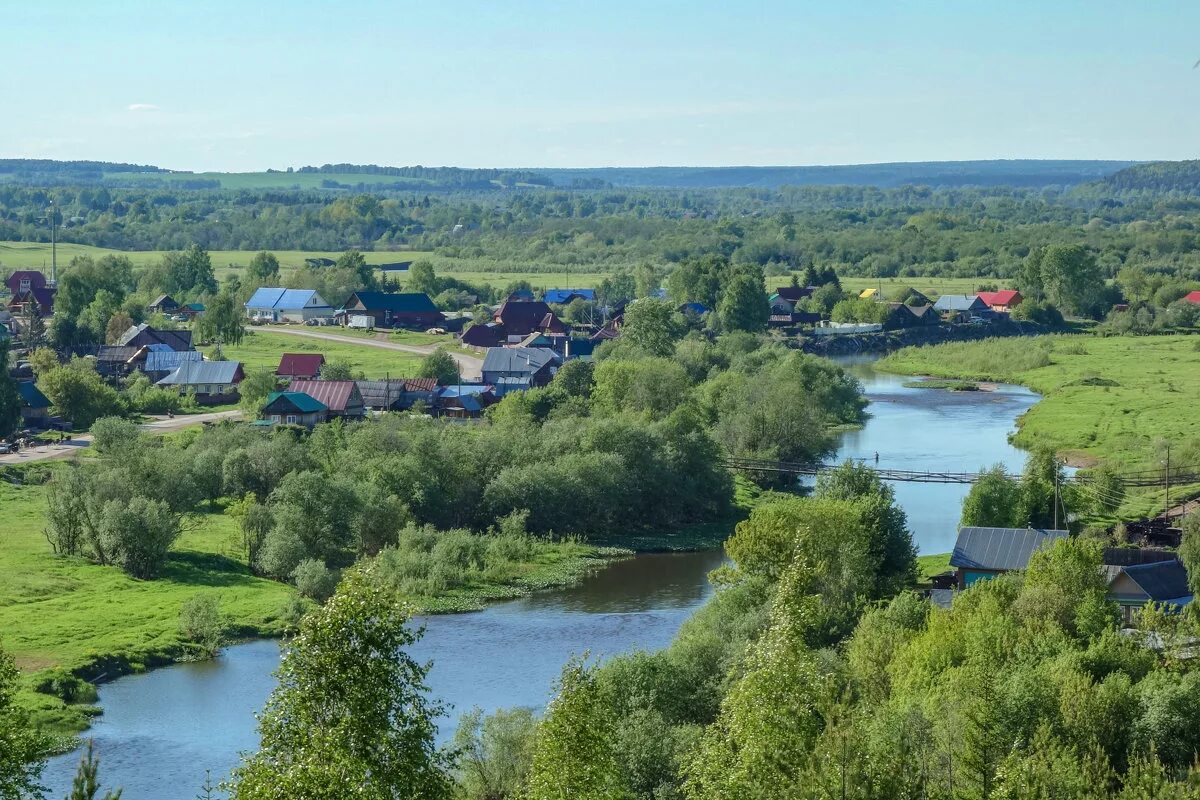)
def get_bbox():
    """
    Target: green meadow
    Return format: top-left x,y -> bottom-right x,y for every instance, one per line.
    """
880,334 -> 1200,518
199,329 -> 427,379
